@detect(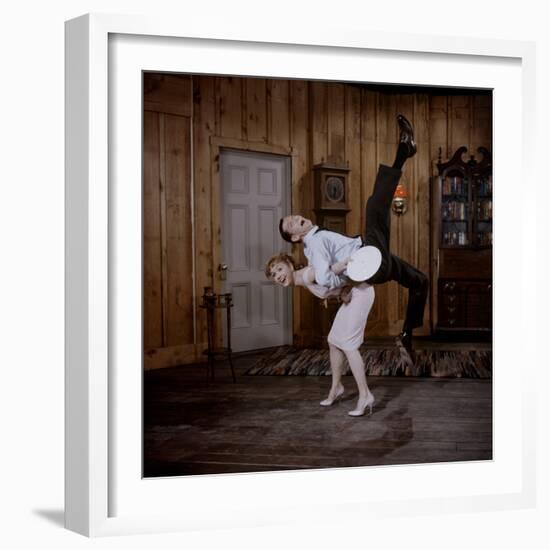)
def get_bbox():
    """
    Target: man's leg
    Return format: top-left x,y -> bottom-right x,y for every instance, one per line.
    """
363,114 -> 416,283
389,254 -> 429,358
360,114 -> 426,360
389,255 -> 428,330
393,114 -> 417,169
363,164 -> 403,284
